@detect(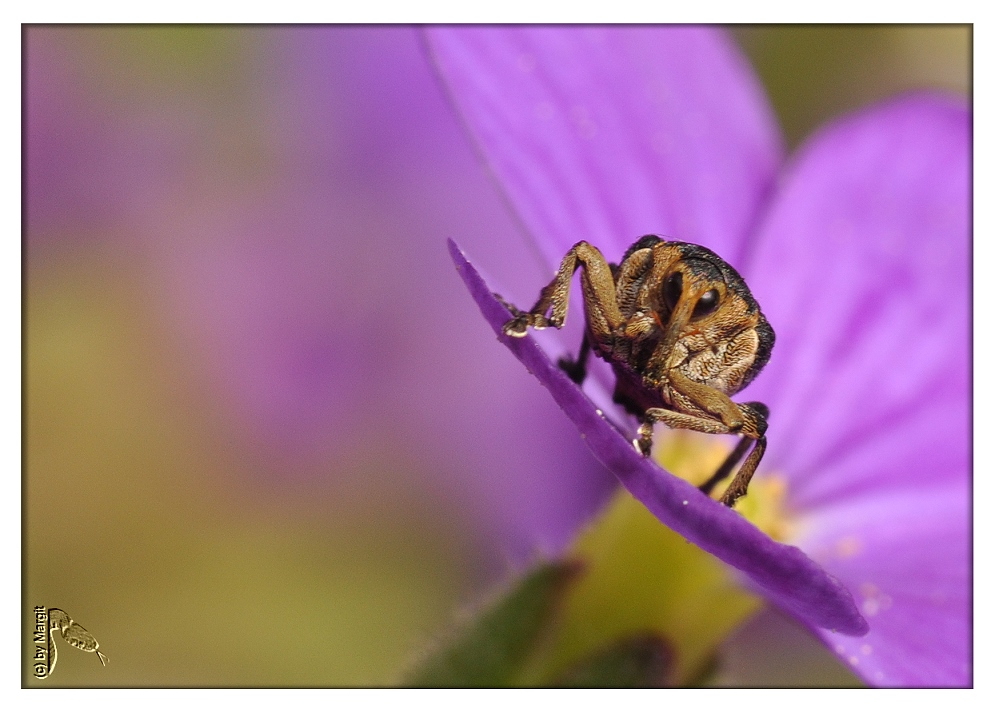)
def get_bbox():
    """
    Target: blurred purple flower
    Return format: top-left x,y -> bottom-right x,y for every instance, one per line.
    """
428,27 -> 969,687
24,27 -> 619,563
